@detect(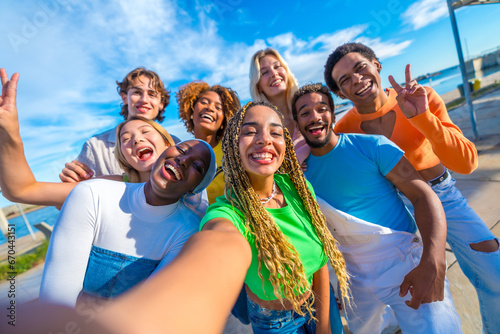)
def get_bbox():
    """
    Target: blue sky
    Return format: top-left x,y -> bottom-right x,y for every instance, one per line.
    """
1,0 -> 500,208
